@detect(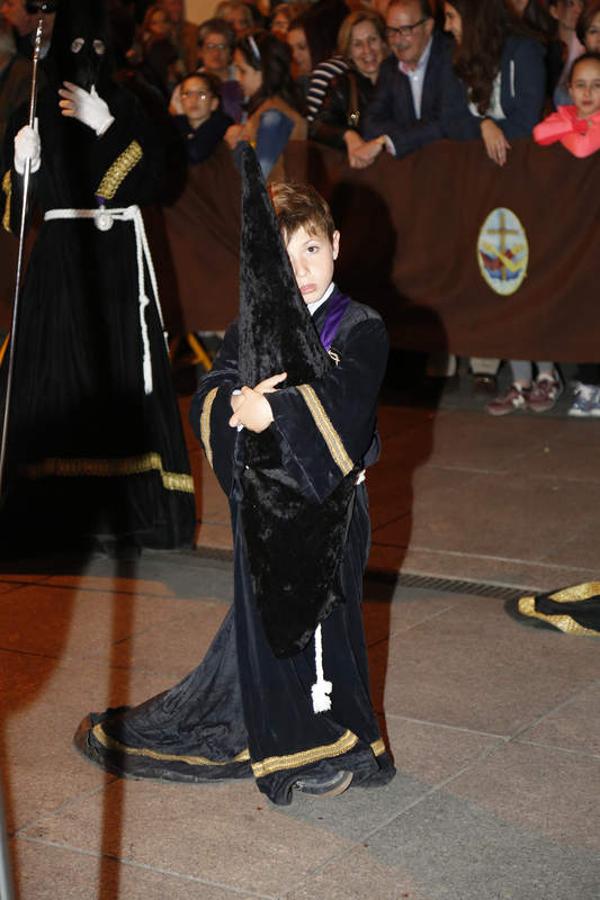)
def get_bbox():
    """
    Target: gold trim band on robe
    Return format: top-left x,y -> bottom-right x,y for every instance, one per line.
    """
296,384 -> 353,477
517,595 -> 598,637
2,170 -> 11,234
19,452 -> 194,494
96,141 -> 143,202
251,729 -> 358,779
370,738 -> 386,757
200,387 -> 219,469
92,723 -> 250,766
